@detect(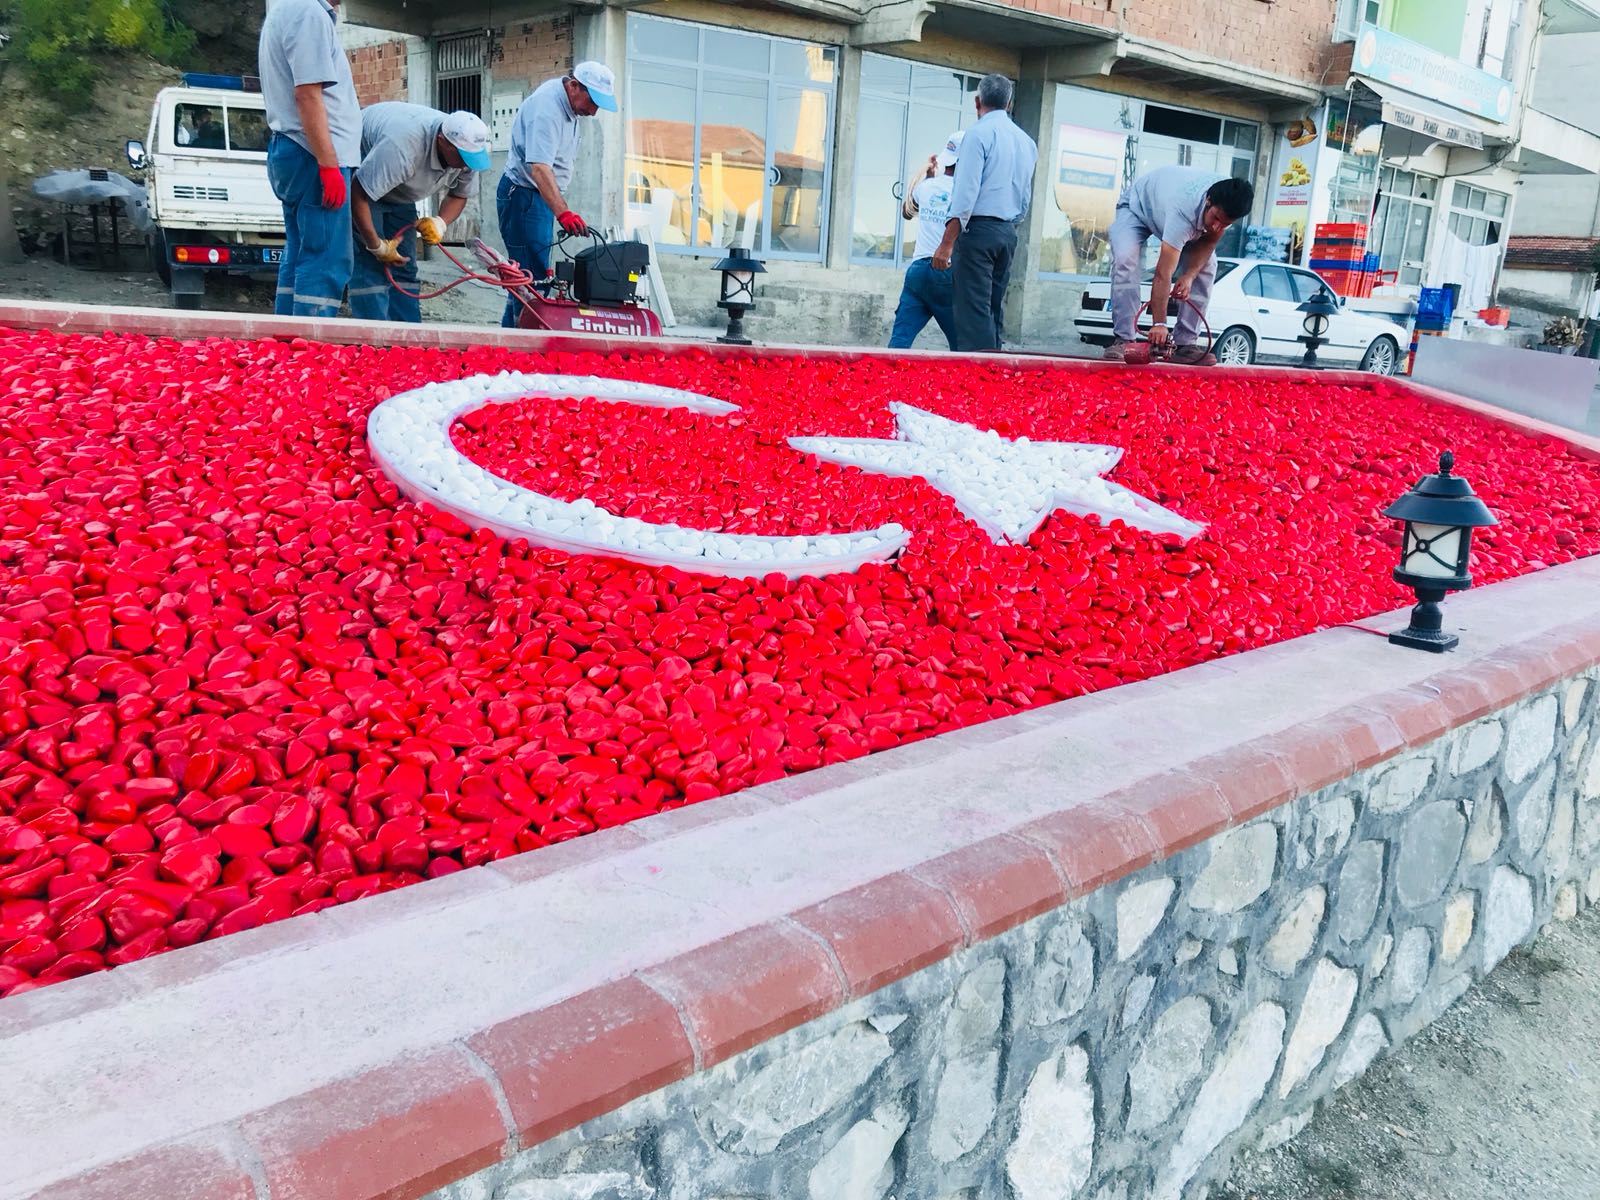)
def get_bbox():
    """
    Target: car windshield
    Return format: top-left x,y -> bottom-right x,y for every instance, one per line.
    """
1136,261 -> 1238,284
